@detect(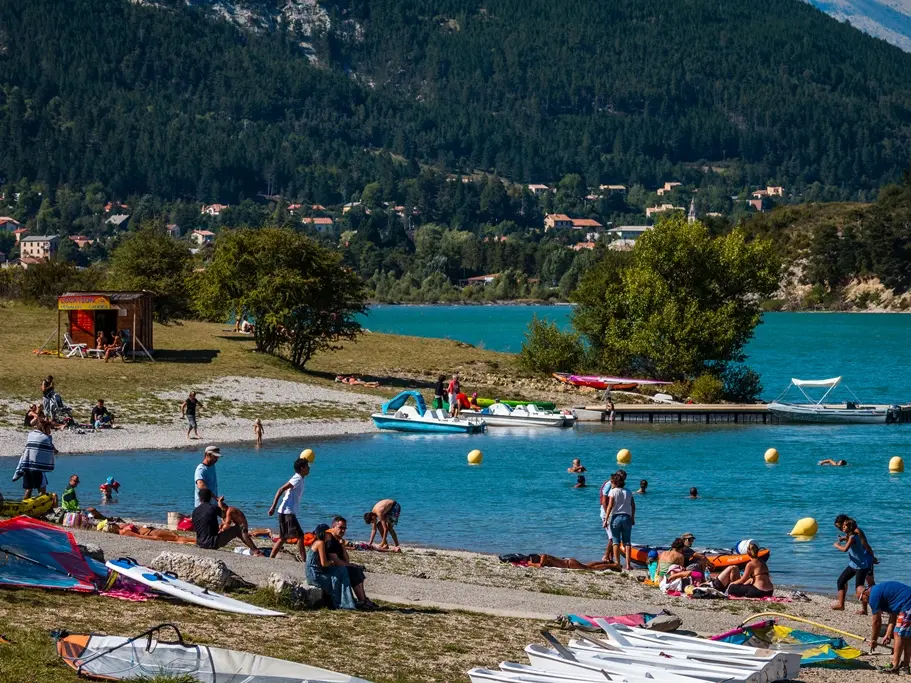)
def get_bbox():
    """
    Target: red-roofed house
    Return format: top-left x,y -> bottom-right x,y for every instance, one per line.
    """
544,214 -> 573,231
191,229 -> 216,246
68,235 -> 94,248
13,227 -> 28,243
0,217 -> 20,232
201,204 -> 229,217
458,273 -> 500,287
573,241 -> 596,251
166,224 -> 181,238
570,218 -> 603,230
302,217 -> 334,232
311,204 -> 327,211
287,204 -> 302,214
